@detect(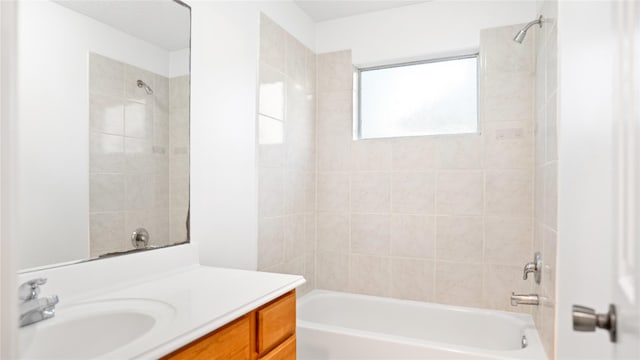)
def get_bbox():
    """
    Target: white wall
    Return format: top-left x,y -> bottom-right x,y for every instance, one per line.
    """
189,0 -> 314,270
170,48 -> 190,78
16,0 -> 173,269
316,1 -> 535,66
